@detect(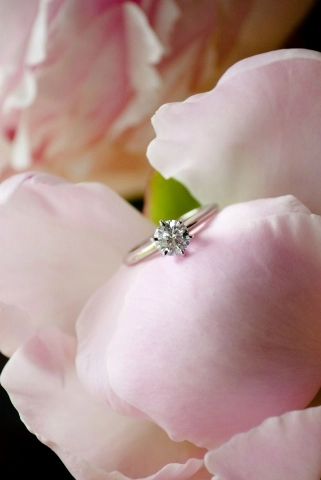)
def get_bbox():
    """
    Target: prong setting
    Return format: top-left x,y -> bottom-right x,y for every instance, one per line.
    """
125,203 -> 219,265
153,219 -> 192,257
